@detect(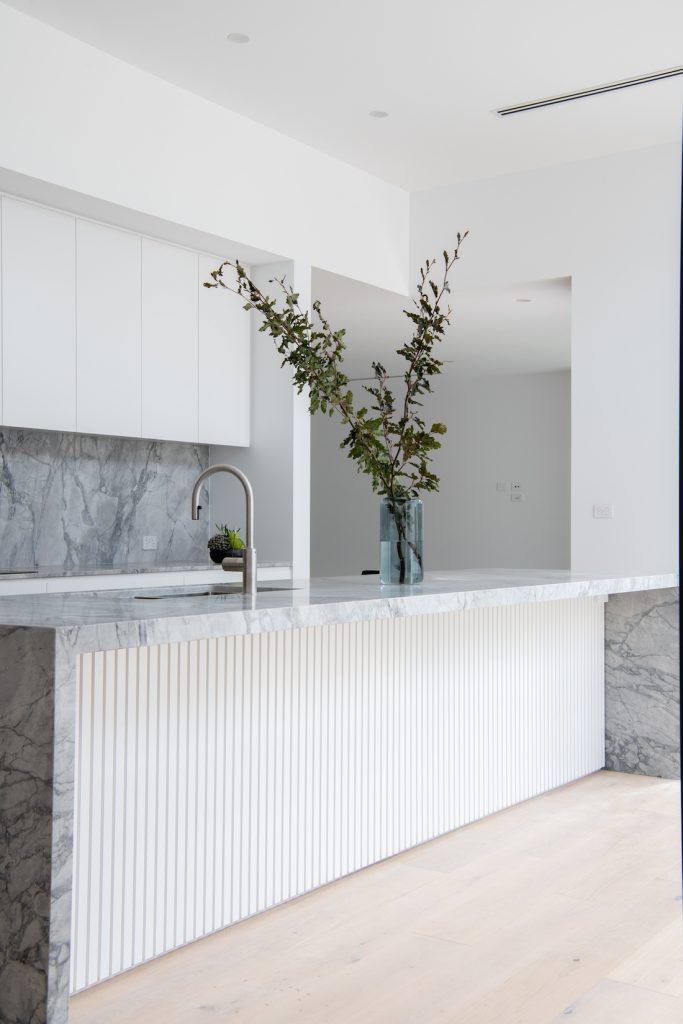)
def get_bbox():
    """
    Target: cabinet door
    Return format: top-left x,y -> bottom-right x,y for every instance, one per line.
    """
198,254 -> 250,446
1,197 -> 76,431
141,239 -> 198,442
76,220 -> 142,438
